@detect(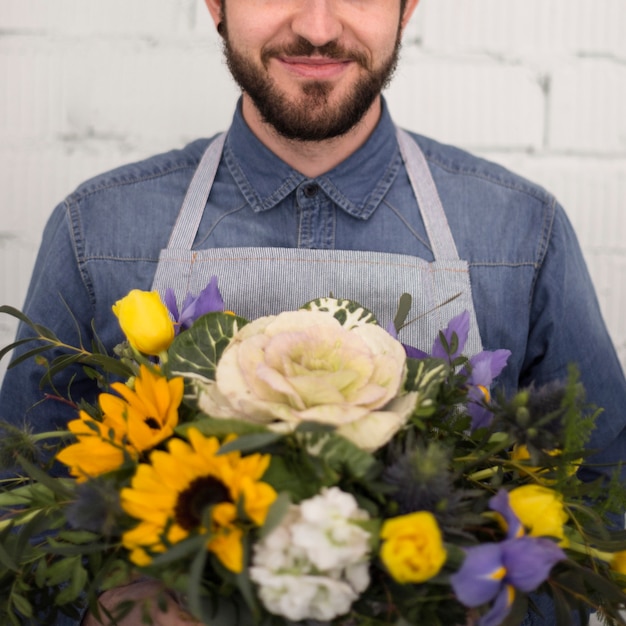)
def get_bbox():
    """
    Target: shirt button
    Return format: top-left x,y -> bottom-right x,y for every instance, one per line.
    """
303,183 -> 319,198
